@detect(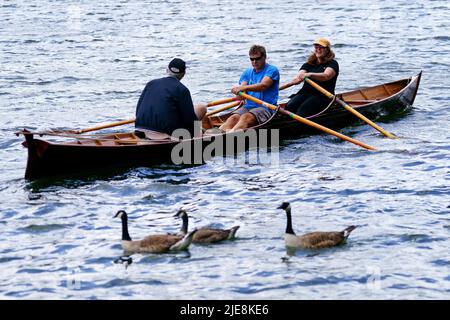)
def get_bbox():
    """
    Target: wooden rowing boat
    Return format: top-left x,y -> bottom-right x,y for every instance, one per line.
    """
17,72 -> 421,180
